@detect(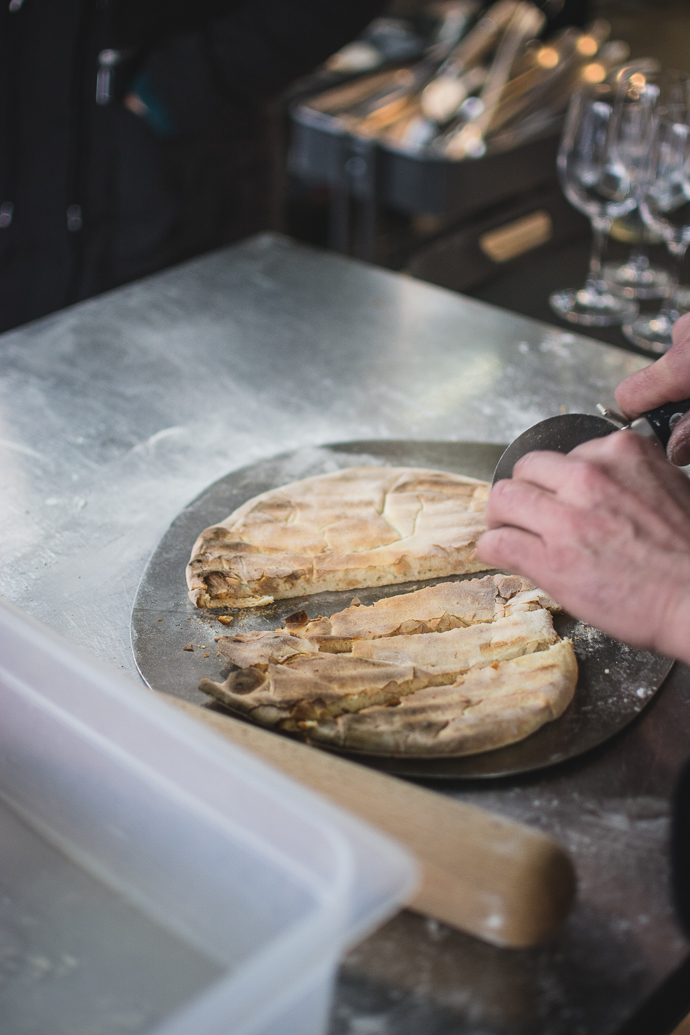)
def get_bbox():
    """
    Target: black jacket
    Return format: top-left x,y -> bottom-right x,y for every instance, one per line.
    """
0,0 -> 382,332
